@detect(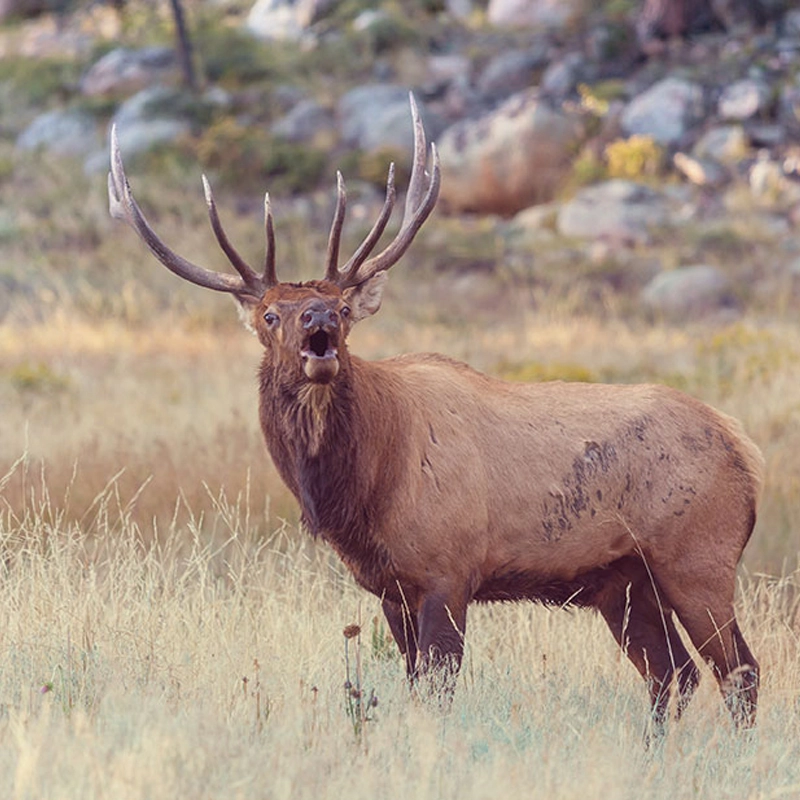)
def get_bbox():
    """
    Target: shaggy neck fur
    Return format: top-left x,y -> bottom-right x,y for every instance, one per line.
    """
258,355 -> 397,591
